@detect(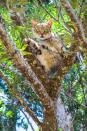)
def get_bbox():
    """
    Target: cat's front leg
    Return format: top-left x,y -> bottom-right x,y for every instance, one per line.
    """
24,38 -> 42,55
